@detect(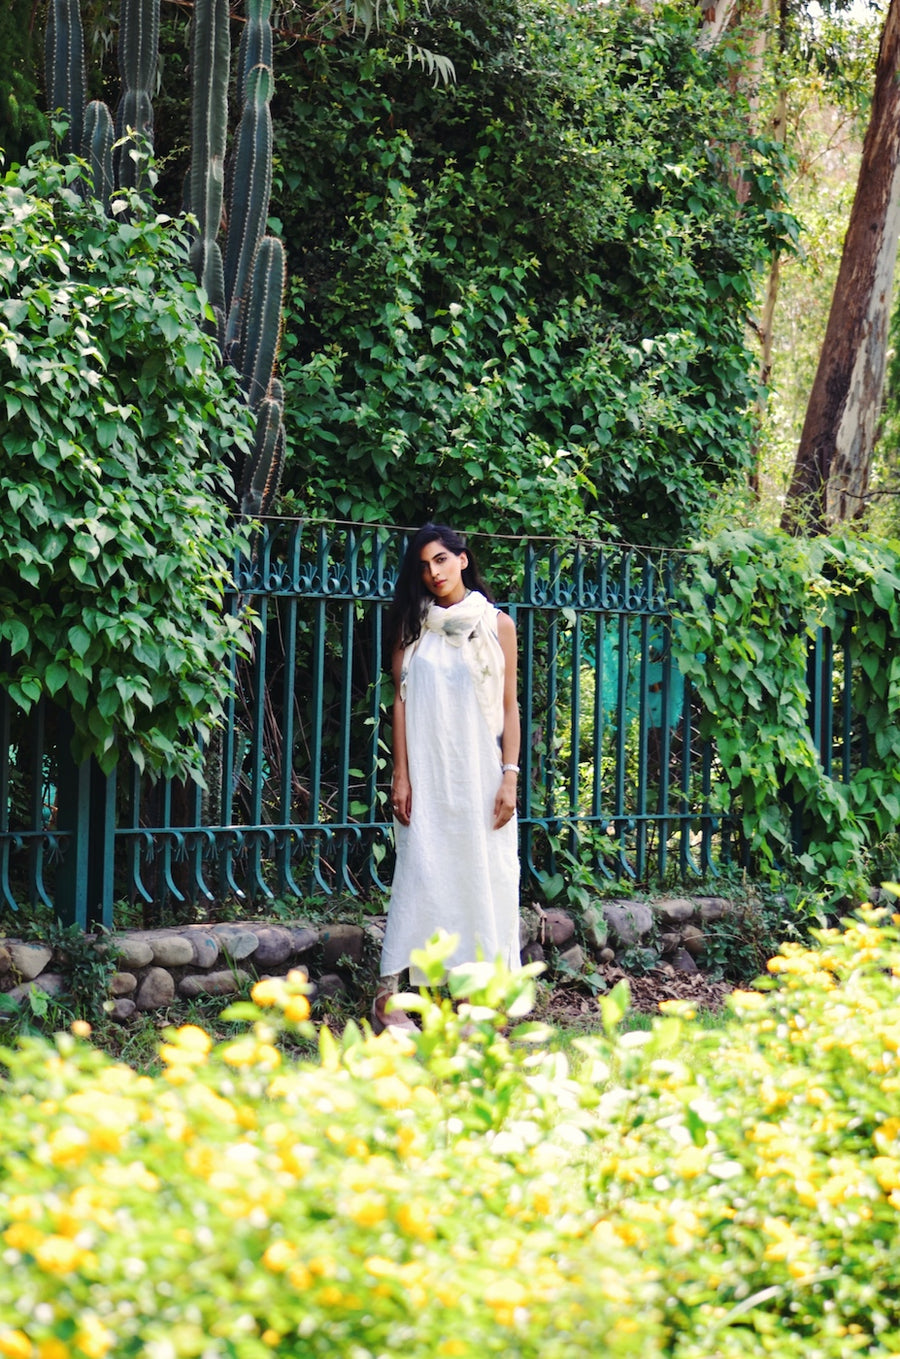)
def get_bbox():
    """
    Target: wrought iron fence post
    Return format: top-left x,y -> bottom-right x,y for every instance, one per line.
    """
54,713 -> 115,930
